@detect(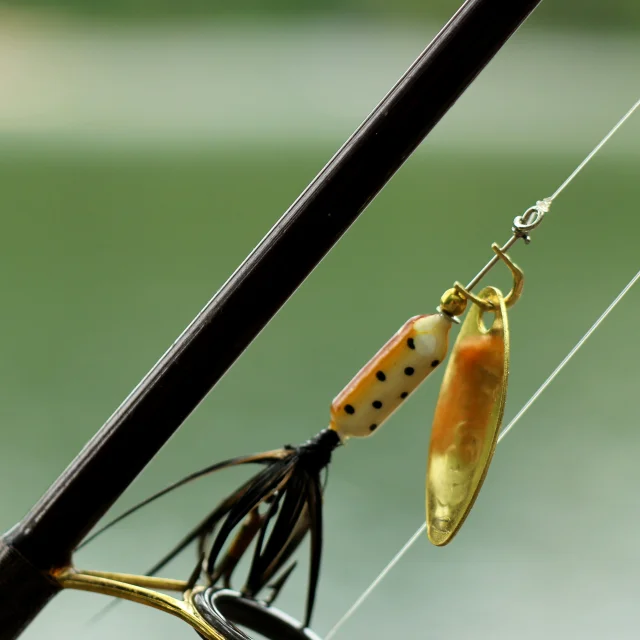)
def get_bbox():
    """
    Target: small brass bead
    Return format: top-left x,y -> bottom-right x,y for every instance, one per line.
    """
440,288 -> 467,317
